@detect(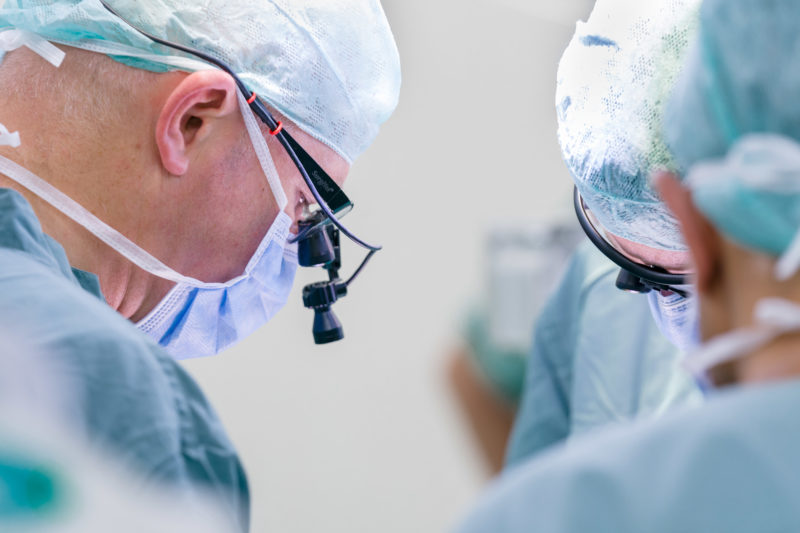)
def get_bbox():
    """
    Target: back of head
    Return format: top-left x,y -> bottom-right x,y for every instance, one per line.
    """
0,0 -> 402,163
665,0 -> 800,277
556,0 -> 701,251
